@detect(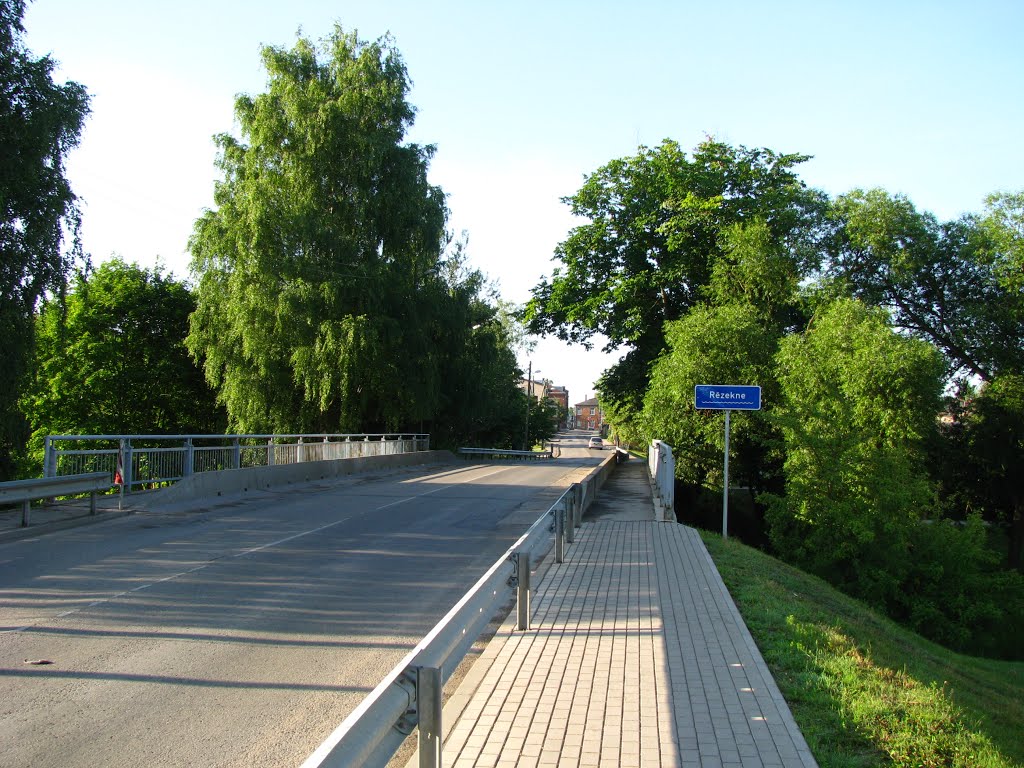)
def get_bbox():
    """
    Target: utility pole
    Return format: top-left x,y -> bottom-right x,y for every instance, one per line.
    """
523,360 -> 531,451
